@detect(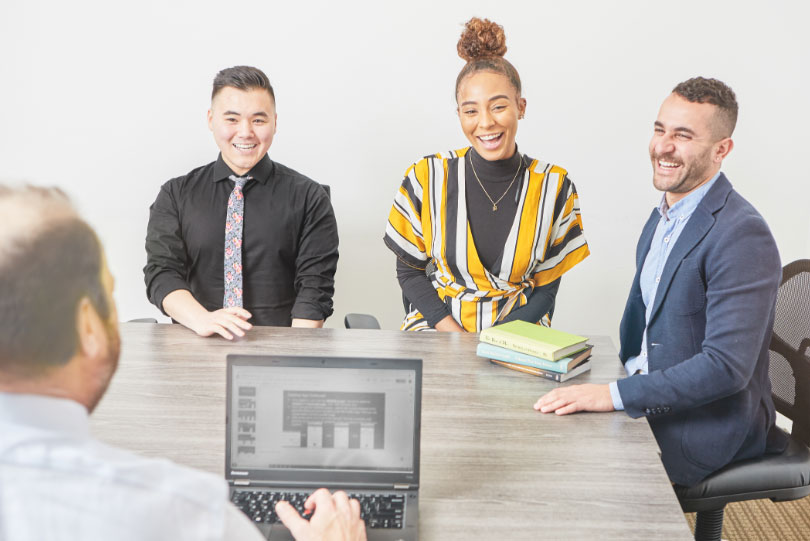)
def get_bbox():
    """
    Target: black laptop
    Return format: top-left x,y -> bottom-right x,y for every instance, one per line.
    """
225,354 -> 422,540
